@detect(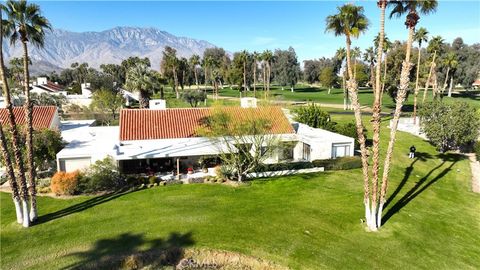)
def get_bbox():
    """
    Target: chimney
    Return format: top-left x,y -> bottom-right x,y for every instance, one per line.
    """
240,97 -> 257,108
149,99 -> 166,110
